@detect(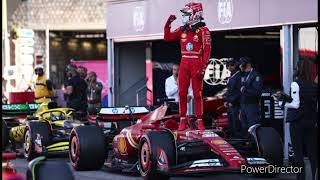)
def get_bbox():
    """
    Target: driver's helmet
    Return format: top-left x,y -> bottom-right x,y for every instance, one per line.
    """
180,2 -> 203,25
50,112 -> 65,121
